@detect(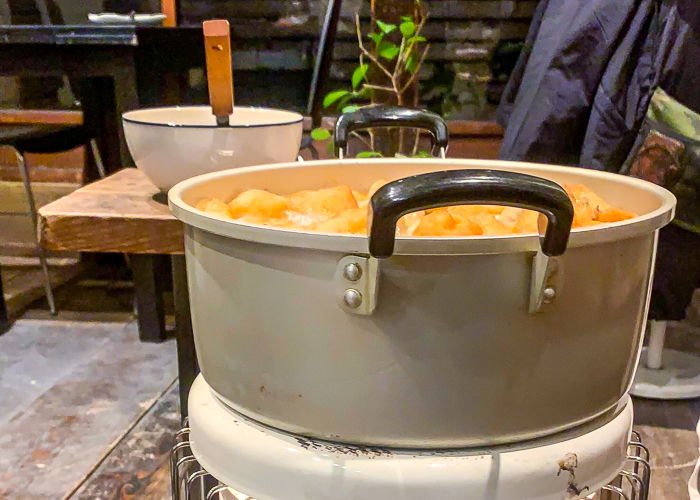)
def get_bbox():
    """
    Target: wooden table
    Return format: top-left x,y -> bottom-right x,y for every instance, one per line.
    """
0,26 -> 142,169
38,168 -> 195,419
